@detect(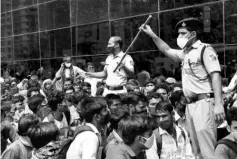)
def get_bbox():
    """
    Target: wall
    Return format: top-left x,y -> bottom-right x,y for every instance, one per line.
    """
1,0 -> 237,79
